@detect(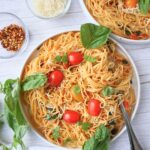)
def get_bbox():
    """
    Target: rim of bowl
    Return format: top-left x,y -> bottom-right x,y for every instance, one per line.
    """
26,0 -> 72,20
78,0 -> 150,44
0,12 -> 29,59
19,30 -> 141,150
